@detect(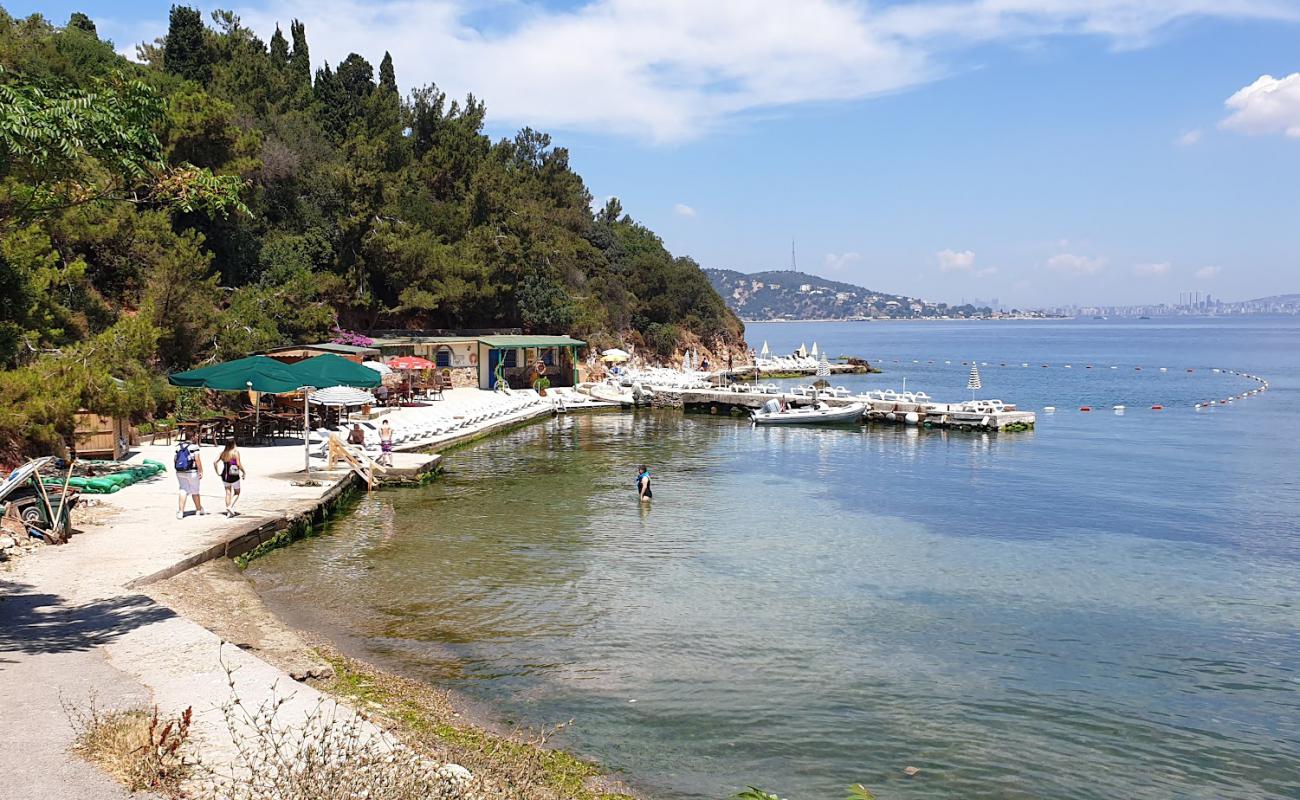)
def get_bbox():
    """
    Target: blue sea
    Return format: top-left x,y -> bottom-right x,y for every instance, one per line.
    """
248,317 -> 1300,799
